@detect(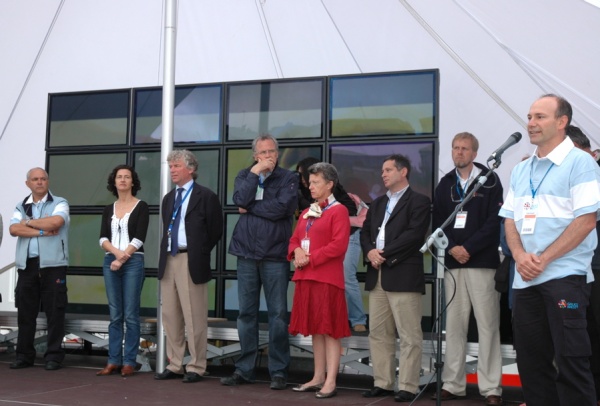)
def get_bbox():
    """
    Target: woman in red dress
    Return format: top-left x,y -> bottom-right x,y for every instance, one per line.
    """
288,162 -> 351,399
